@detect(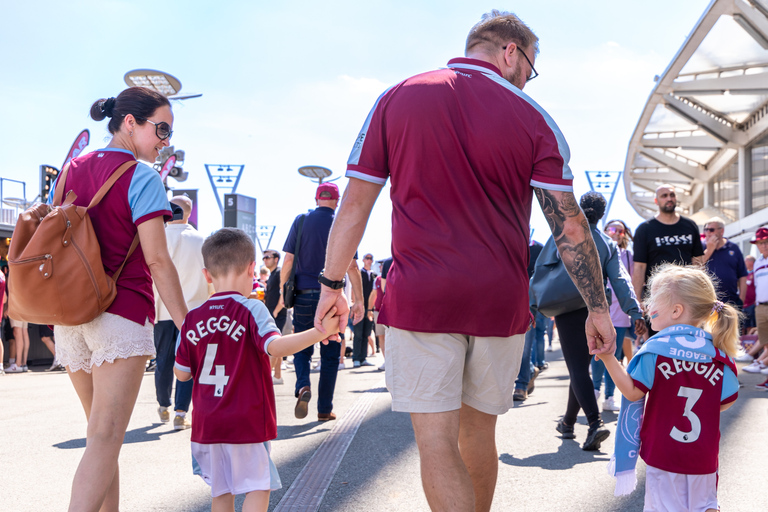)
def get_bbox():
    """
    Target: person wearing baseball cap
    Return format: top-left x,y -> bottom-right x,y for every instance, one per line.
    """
279,181 -> 362,422
740,227 -> 768,381
315,183 -> 340,201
